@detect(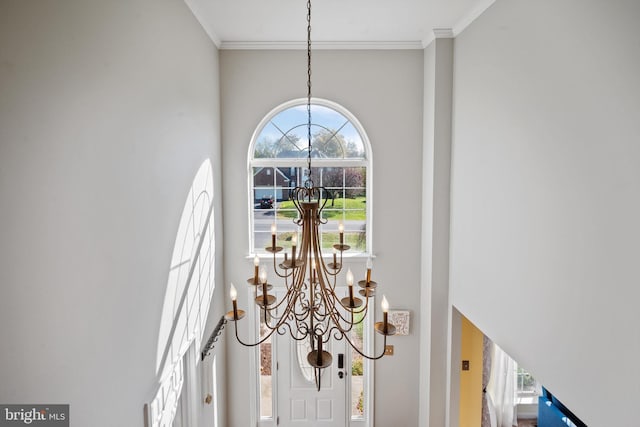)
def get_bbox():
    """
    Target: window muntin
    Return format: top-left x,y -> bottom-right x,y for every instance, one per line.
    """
254,105 -> 365,160
250,100 -> 371,256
